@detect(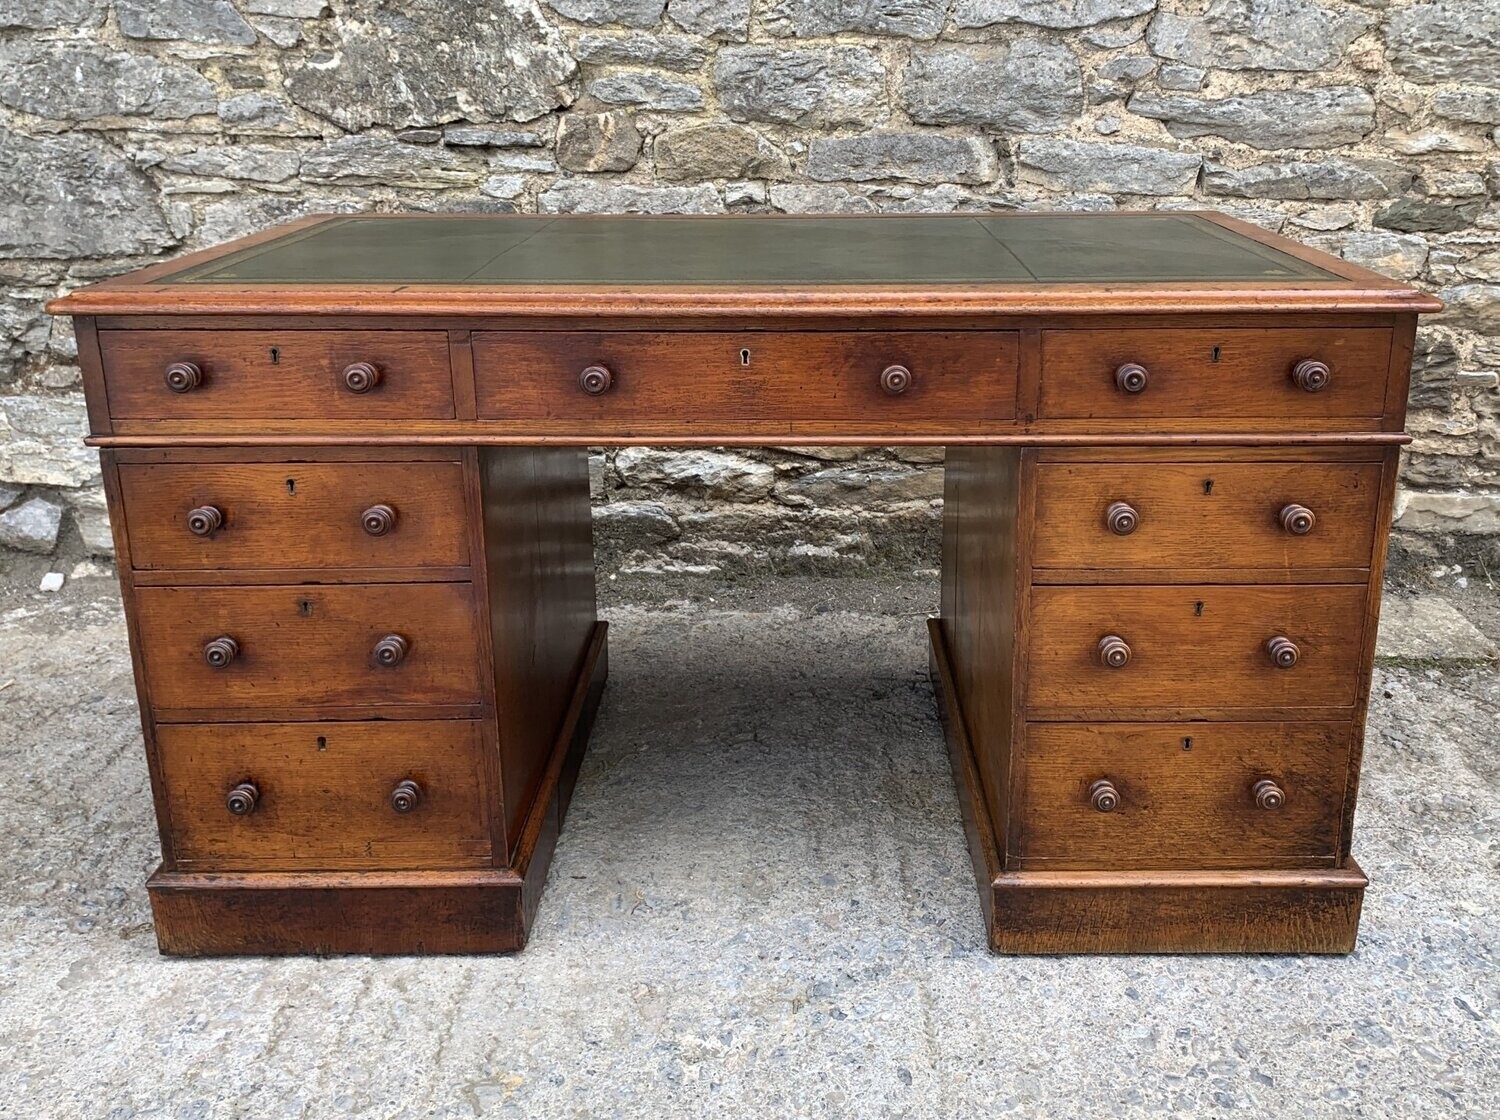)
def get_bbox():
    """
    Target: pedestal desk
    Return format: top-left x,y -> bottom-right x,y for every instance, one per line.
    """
50,212 -> 1441,956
